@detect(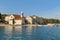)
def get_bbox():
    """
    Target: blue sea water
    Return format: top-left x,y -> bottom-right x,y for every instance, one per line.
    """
0,25 -> 60,40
